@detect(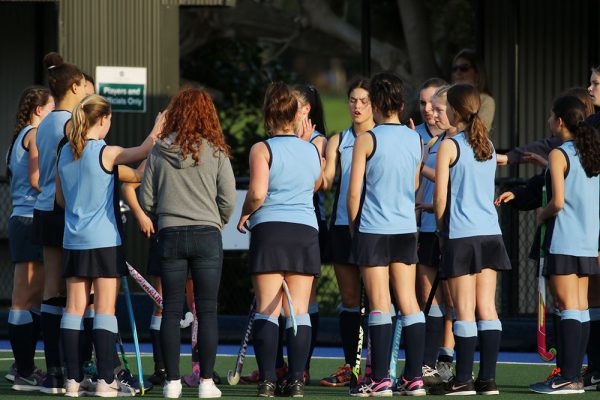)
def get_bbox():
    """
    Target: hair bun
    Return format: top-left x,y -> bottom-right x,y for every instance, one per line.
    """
43,52 -> 64,70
